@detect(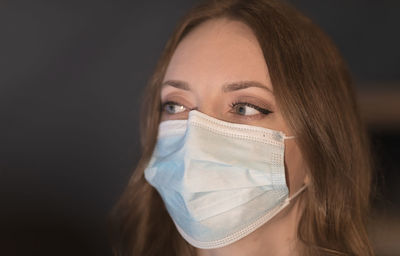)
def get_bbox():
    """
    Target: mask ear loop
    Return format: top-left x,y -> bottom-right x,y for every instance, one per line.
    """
283,135 -> 296,140
285,184 -> 308,203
